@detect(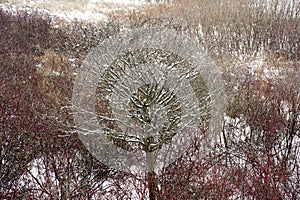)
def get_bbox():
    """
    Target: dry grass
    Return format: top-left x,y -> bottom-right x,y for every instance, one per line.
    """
110,0 -> 300,63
